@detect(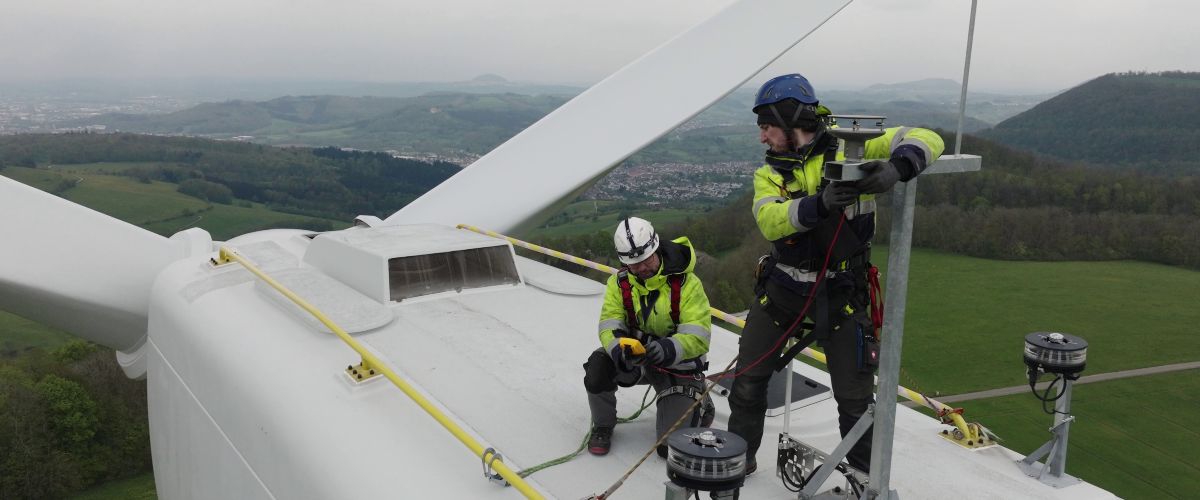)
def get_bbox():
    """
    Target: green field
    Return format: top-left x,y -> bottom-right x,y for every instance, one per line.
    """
139,201 -> 345,240
53,162 -> 190,174
3,165 -> 347,240
524,200 -> 699,240
966,371 -> 1200,499
70,472 -> 156,500
0,310 -> 75,356
874,247 -> 1200,395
